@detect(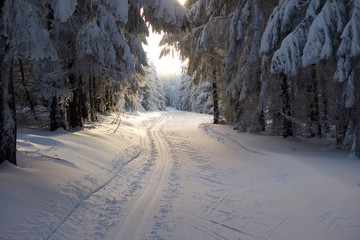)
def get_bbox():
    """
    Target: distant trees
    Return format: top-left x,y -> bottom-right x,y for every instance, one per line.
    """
0,0 -> 186,165
170,73 -> 213,113
166,0 -> 360,156
161,0 -> 238,123
135,64 -> 167,111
